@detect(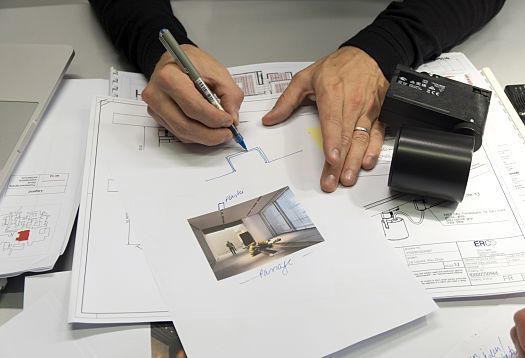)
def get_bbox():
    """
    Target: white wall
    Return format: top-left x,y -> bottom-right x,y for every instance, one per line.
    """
242,214 -> 272,242
205,224 -> 245,258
